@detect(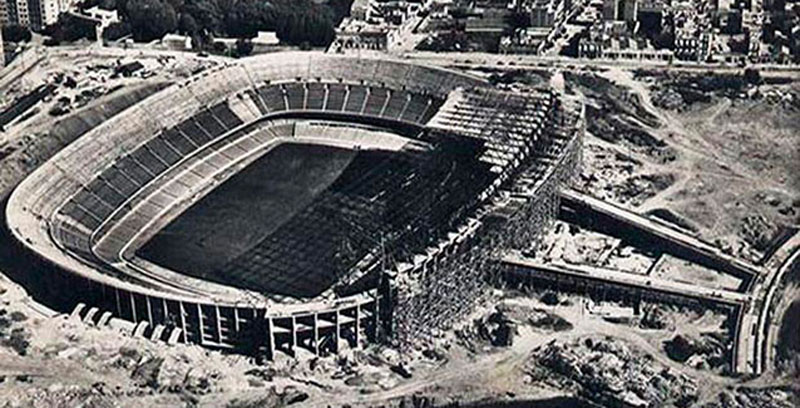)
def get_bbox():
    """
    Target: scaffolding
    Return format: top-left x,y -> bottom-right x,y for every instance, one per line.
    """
390,92 -> 585,349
